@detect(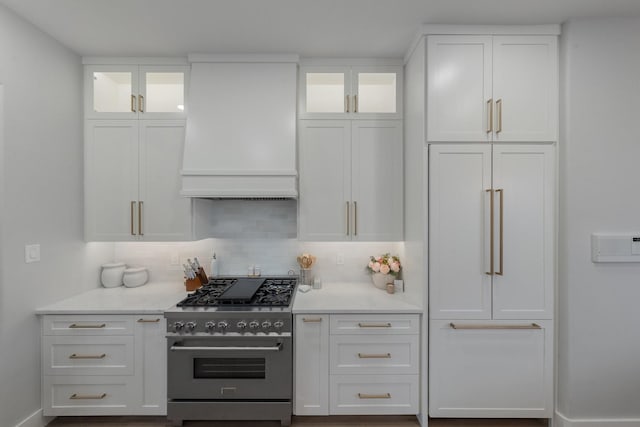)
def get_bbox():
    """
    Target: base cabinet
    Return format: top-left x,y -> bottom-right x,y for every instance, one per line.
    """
294,313 -> 419,416
41,314 -> 167,416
